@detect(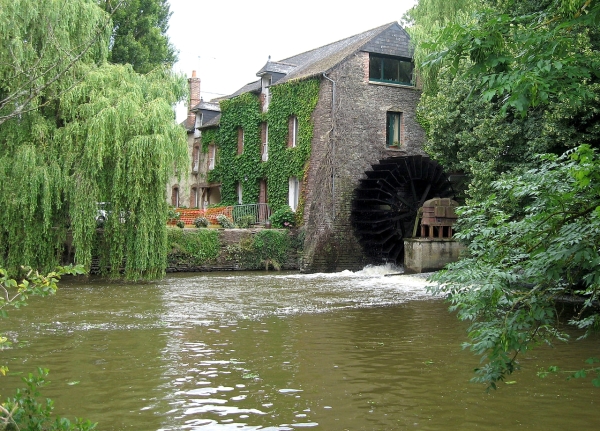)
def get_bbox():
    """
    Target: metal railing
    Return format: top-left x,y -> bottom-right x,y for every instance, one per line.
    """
232,203 -> 271,225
